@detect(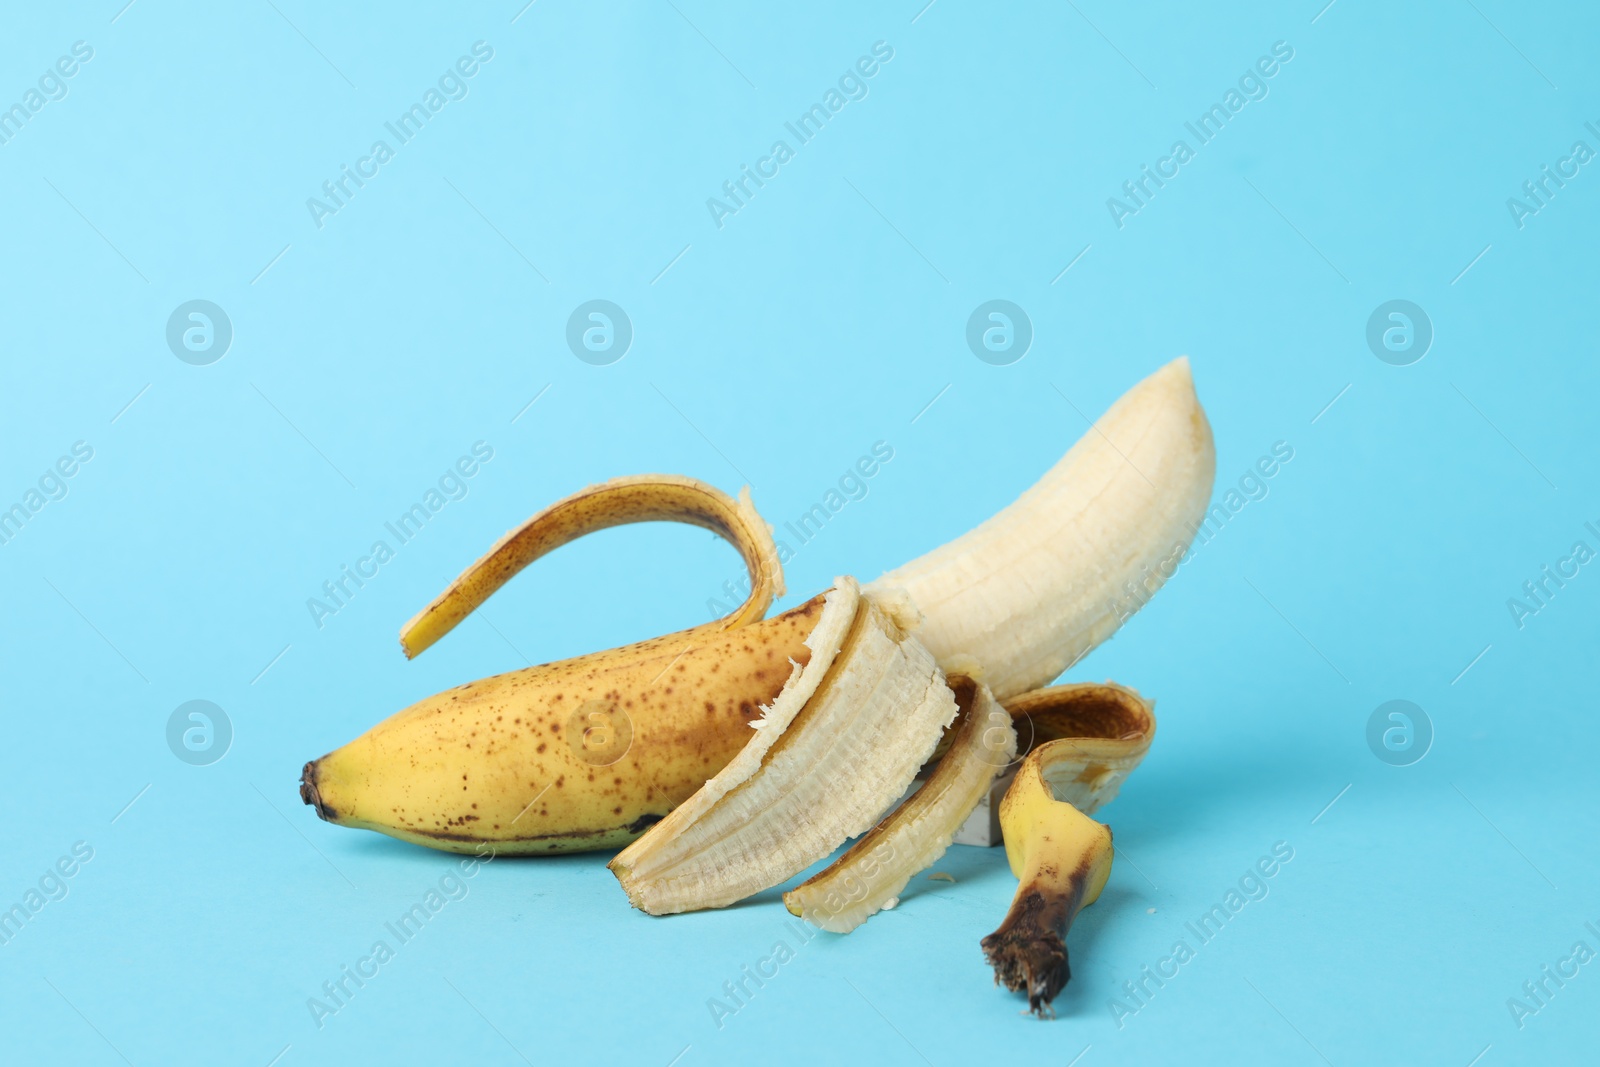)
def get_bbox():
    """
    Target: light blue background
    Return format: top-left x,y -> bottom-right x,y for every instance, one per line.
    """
2,1 -> 1596,1064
